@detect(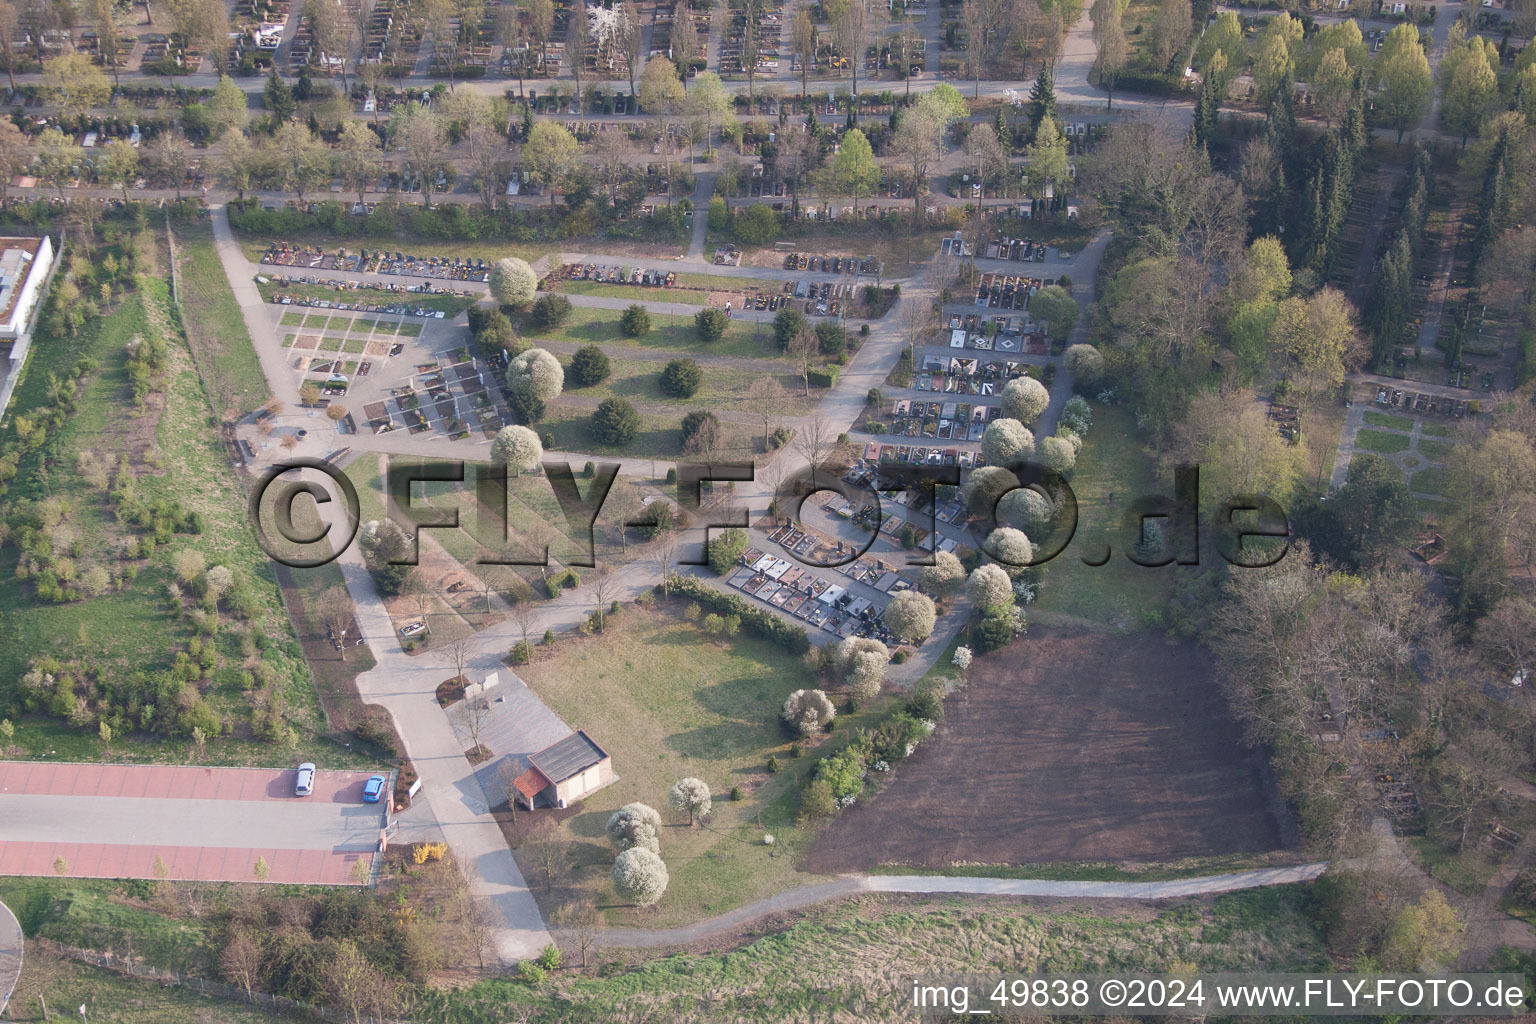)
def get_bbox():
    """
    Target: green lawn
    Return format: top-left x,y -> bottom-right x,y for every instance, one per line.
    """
1354,429 -> 1413,455
1029,404 -> 1172,630
0,877 -> 214,972
1415,496 -> 1449,516
566,357 -> 813,415
553,274 -> 783,305
280,311 -> 303,326
7,948 -> 278,1024
173,223 -> 274,420
515,605 -> 885,927
1419,421 -> 1455,438
1362,410 -> 1416,432
527,305 -> 789,362
557,281 -> 708,305
1411,465 -> 1453,497
303,314 -> 328,328
1417,439 -> 1456,462
541,403 -> 761,459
